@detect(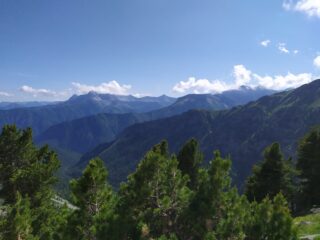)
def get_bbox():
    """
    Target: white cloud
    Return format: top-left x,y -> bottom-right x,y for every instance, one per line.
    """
260,40 -> 271,47
132,93 -> 152,98
253,72 -> 313,90
20,85 -> 58,97
20,85 -> 69,99
72,80 -> 131,95
173,77 -> 232,94
233,65 -> 313,90
260,39 -> 298,55
283,0 -> 320,17
173,65 -> 314,94
314,55 -> 320,68
278,43 -> 290,54
19,81 -> 133,100
0,91 -> 12,97
233,65 -> 252,86
173,65 -> 255,94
